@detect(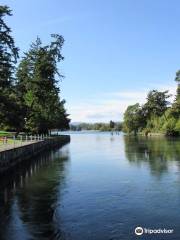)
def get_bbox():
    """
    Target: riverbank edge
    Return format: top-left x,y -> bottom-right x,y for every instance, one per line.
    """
139,132 -> 166,136
0,135 -> 70,174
